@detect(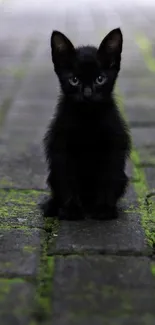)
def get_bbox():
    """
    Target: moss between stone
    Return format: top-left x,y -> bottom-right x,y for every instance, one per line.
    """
133,34 -> 155,246
150,262 -> 155,276
0,226 -> 39,235
131,150 -> 155,247
116,88 -> 155,248
0,188 -> 49,230
136,148 -> 155,167
31,205 -> 60,320
0,178 -> 14,187
0,189 -> 52,240
23,246 -> 37,253
0,188 -> 48,206
0,187 -> 59,321
29,321 -> 38,325
33,234 -> 55,321
0,278 -> 25,302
